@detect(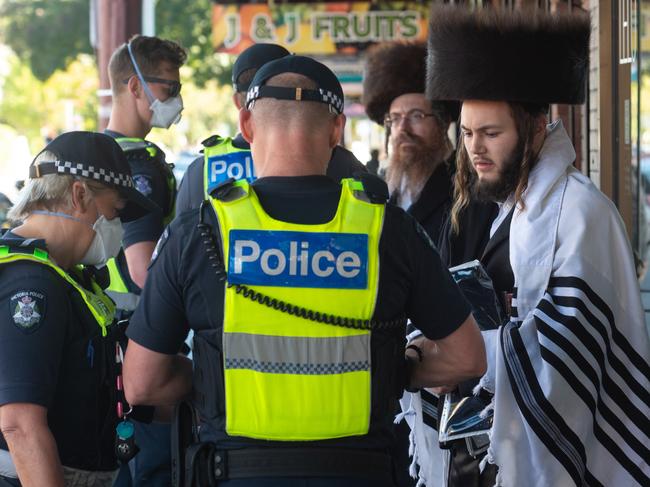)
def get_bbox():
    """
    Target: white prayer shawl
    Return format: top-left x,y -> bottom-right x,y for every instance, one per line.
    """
401,120 -> 650,487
